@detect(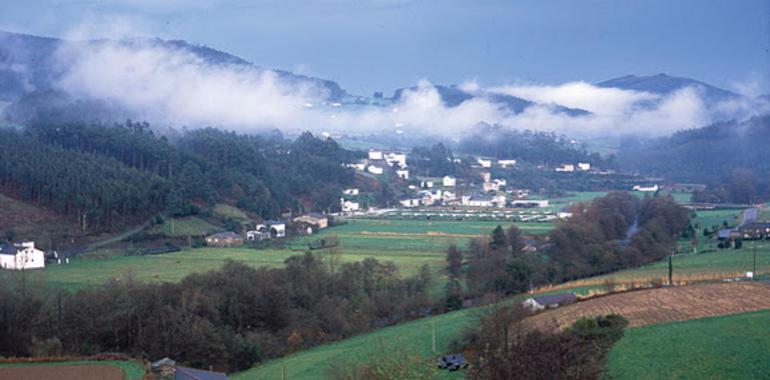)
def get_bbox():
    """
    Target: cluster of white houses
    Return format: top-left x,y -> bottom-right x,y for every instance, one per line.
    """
205,213 -> 330,247
555,162 -> 591,172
